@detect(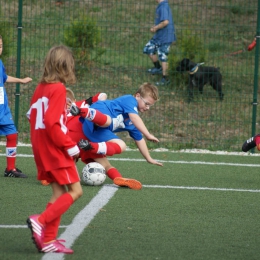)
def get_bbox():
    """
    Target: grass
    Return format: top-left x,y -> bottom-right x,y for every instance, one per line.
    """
0,0 -> 259,151
1,145 -> 260,259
